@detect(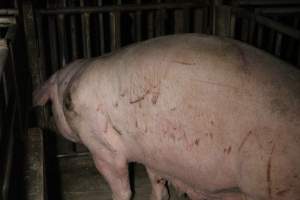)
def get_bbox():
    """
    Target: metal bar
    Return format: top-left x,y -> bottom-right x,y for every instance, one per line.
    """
56,152 -> 90,158
256,25 -> 263,48
233,7 -> 300,40
248,18 -> 256,44
297,43 -> 300,67
174,9 -> 184,33
241,18 -> 249,42
193,9 -> 204,33
136,0 -> 142,41
98,0 -> 105,55
0,40 -> 8,78
267,28 -> 275,52
147,11 -> 154,38
46,1 -> 59,73
22,0 -> 48,128
82,13 -> 91,57
183,7 -> 190,32
6,26 -> 23,136
155,0 -> 162,36
275,33 -> 283,56
229,11 -> 236,38
70,0 -> 78,60
256,7 -> 300,15
286,17 -> 299,61
57,14 -> 67,66
1,101 -> 16,200
0,18 -> 16,25
37,3 -> 204,15
110,0 -> 121,51
0,9 -> 18,16
239,0 -> 300,6
24,128 -> 45,200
